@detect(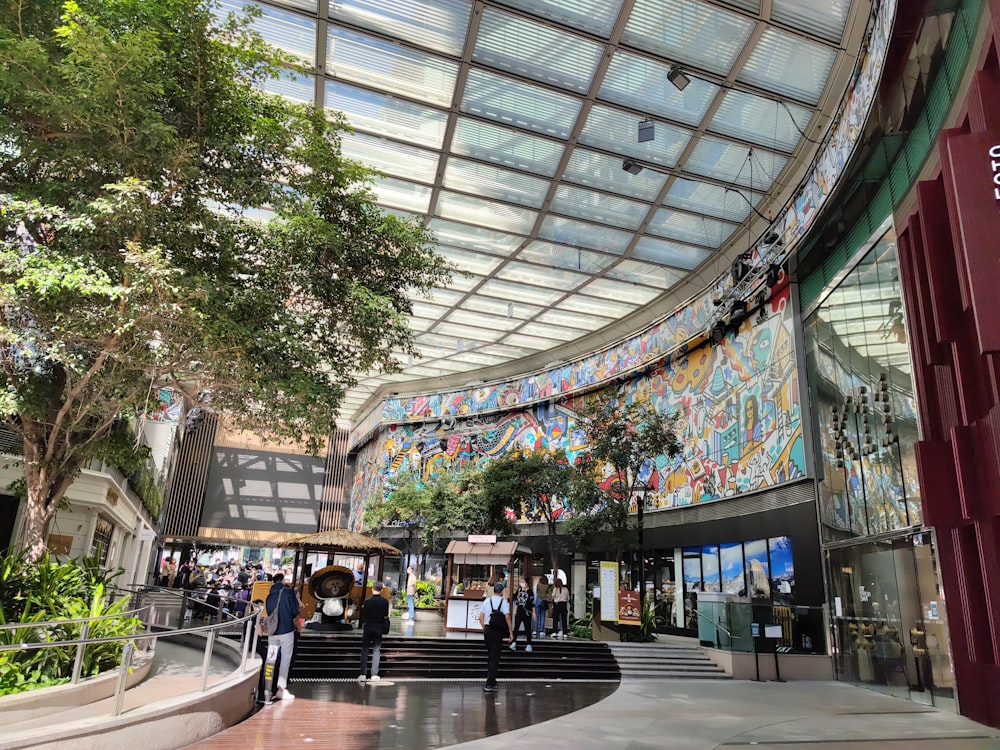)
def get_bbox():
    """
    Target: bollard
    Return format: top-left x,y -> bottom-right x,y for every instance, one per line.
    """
71,621 -> 91,684
112,642 -> 135,716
